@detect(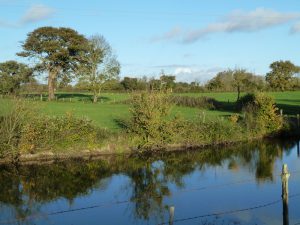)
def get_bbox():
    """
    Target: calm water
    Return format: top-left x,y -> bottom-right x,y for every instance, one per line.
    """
1,139 -> 300,225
